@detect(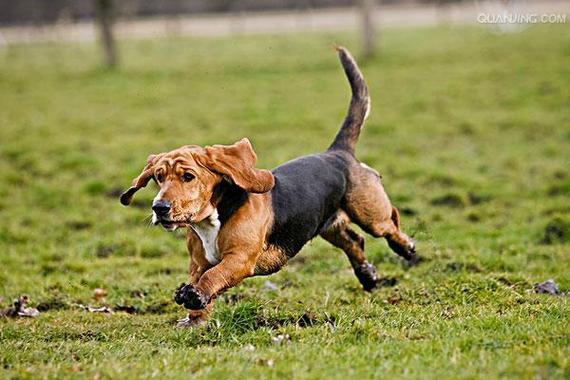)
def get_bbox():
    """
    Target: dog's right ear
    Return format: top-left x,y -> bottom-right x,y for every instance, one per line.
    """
120,154 -> 162,206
